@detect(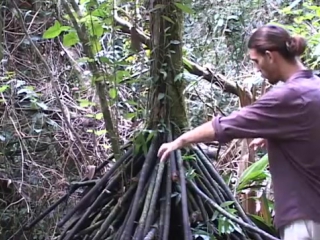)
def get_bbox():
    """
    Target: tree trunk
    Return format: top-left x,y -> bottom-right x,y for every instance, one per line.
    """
147,2 -> 187,131
20,1 -> 281,240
